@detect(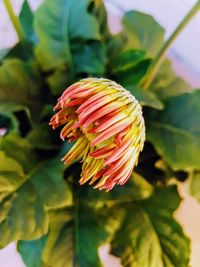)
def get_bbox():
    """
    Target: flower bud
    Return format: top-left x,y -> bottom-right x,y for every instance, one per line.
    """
50,78 -> 145,191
